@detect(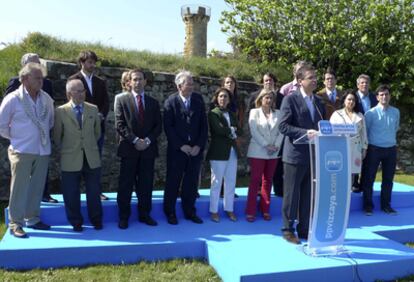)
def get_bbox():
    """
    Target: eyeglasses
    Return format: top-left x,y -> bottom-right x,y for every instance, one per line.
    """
71,89 -> 86,94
